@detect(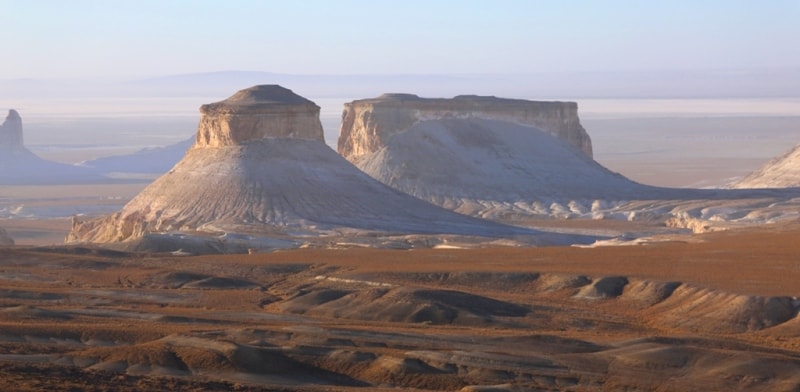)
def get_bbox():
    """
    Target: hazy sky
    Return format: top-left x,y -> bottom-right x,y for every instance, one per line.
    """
1,0 -> 799,79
